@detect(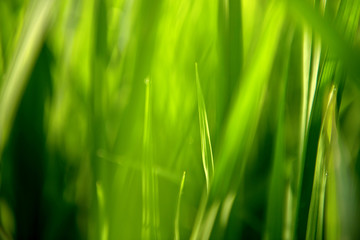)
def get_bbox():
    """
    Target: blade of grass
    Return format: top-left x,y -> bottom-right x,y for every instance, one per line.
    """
195,62 -> 215,193
0,33 -> 3,77
295,27 -> 322,239
325,147 -> 340,240
307,36 -> 321,127
142,77 -> 151,240
305,86 -> 336,240
89,0 -> 109,238
297,30 -> 312,231
96,182 -> 109,240
218,0 -> 243,111
301,27 -> 312,135
329,86 -> 360,239
0,0 -> 55,157
174,171 -> 186,240
265,27 -> 294,240
295,58 -> 336,239
142,77 -> 160,240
